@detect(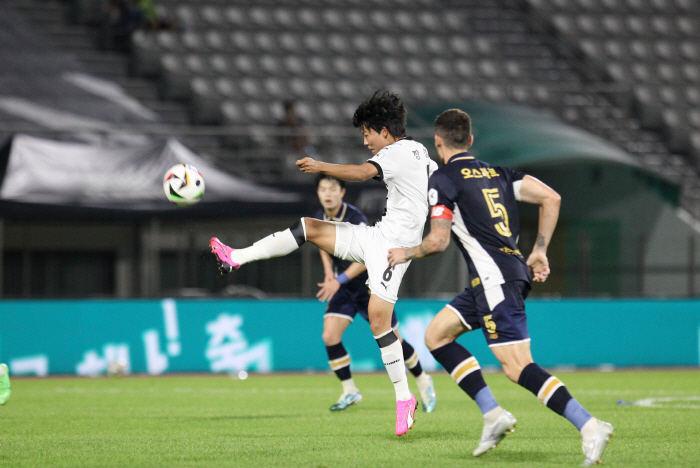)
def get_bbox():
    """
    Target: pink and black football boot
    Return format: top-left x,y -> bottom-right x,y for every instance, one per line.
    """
209,237 -> 240,274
